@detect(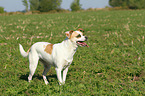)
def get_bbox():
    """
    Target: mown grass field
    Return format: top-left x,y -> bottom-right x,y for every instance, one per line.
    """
0,10 -> 145,95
